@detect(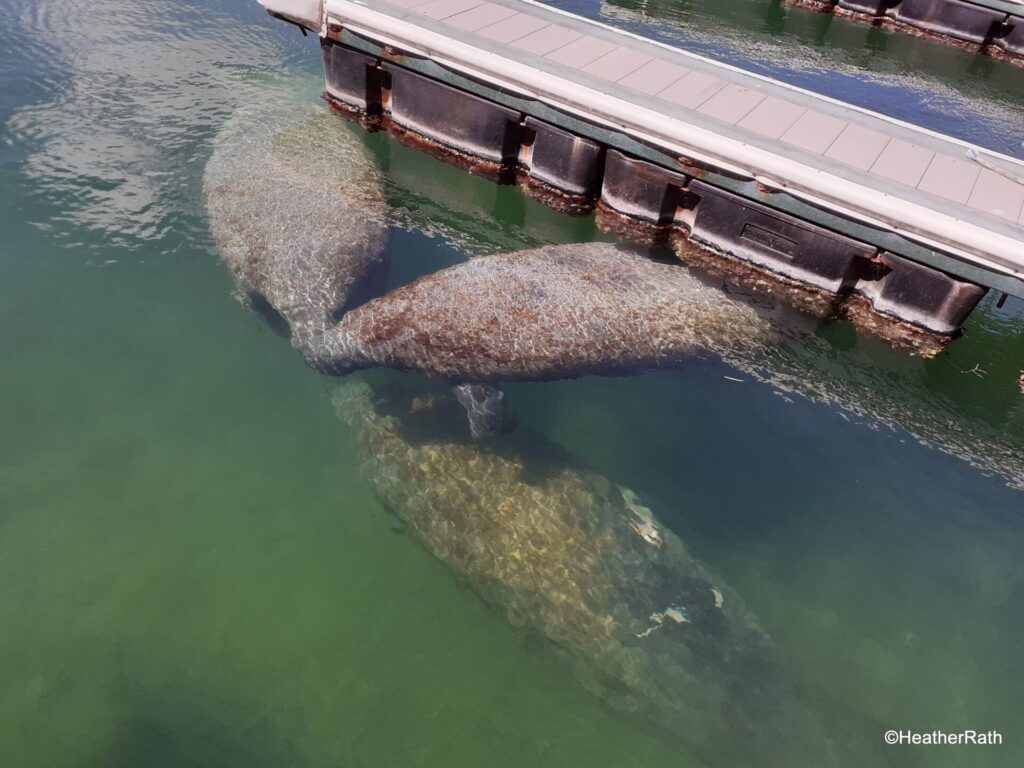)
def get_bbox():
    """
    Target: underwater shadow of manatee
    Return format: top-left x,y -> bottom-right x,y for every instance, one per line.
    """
85,676 -> 319,768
